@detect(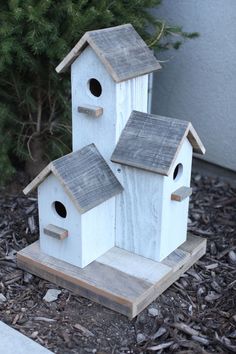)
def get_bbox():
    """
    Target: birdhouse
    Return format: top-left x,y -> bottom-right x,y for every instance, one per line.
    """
56,24 -> 161,163
23,144 -> 123,268
18,24 -> 207,319
111,110 -> 205,261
